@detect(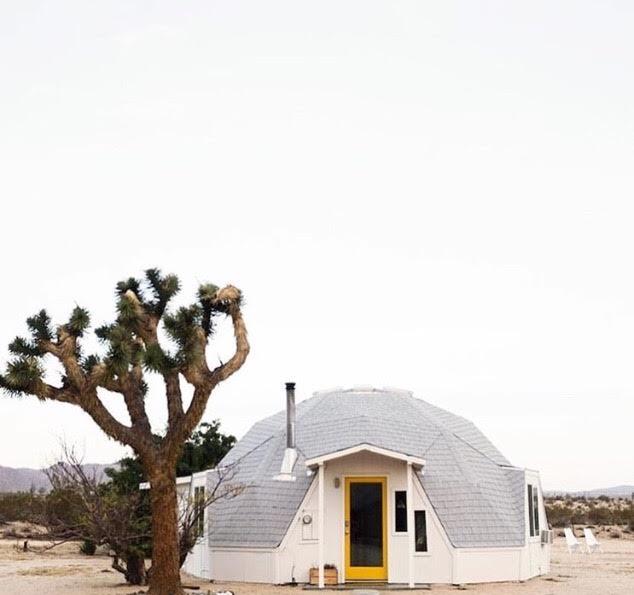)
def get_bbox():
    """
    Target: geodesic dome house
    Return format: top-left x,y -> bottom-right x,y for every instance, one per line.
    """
180,386 -> 551,587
